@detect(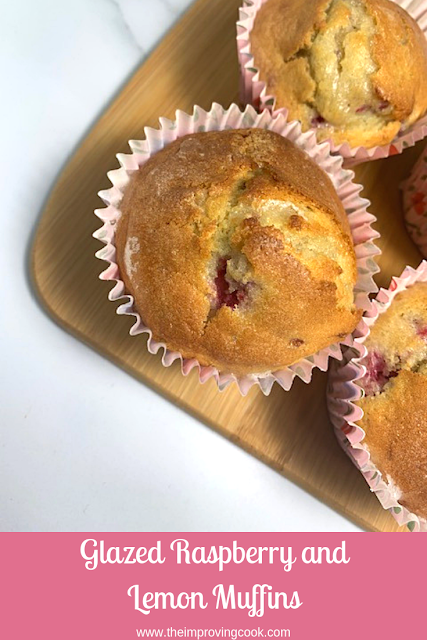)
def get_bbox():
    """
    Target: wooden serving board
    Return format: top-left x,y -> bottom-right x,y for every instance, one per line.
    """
31,0 -> 425,532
